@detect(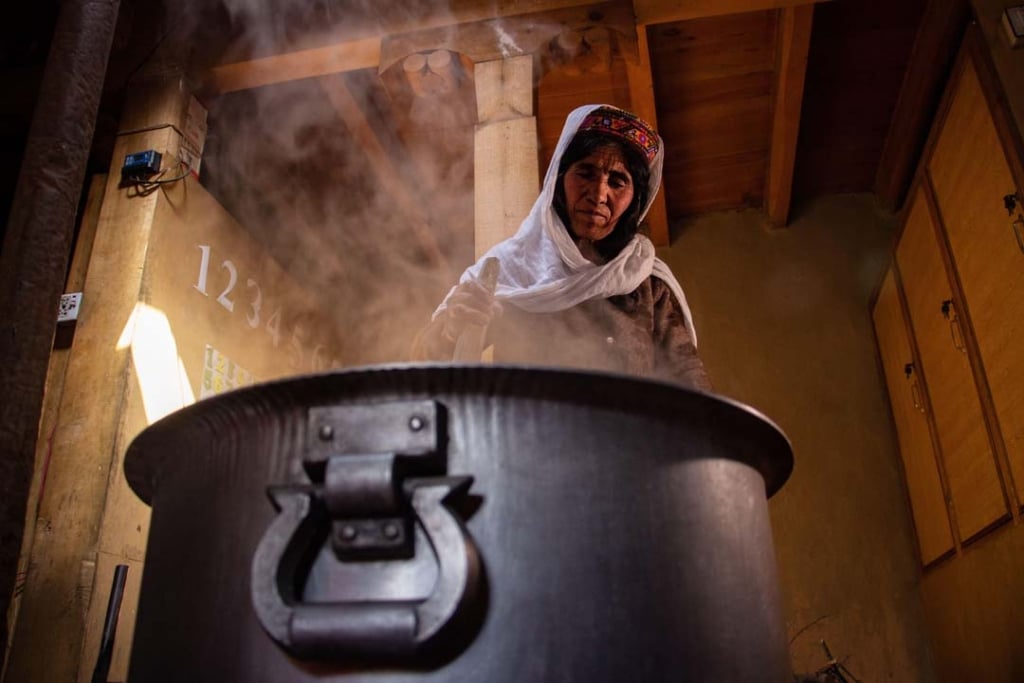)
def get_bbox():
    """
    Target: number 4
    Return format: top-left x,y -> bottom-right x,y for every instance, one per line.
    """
266,308 -> 282,347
